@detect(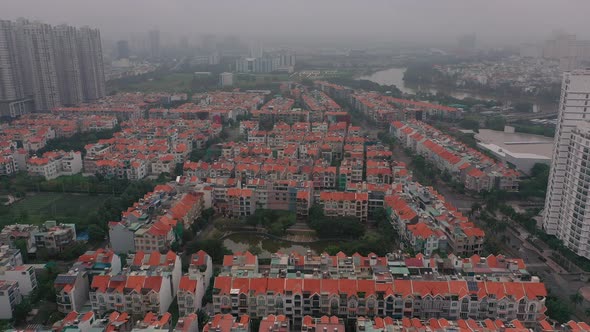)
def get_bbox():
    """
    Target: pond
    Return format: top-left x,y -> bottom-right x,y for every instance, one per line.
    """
222,233 -> 340,258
